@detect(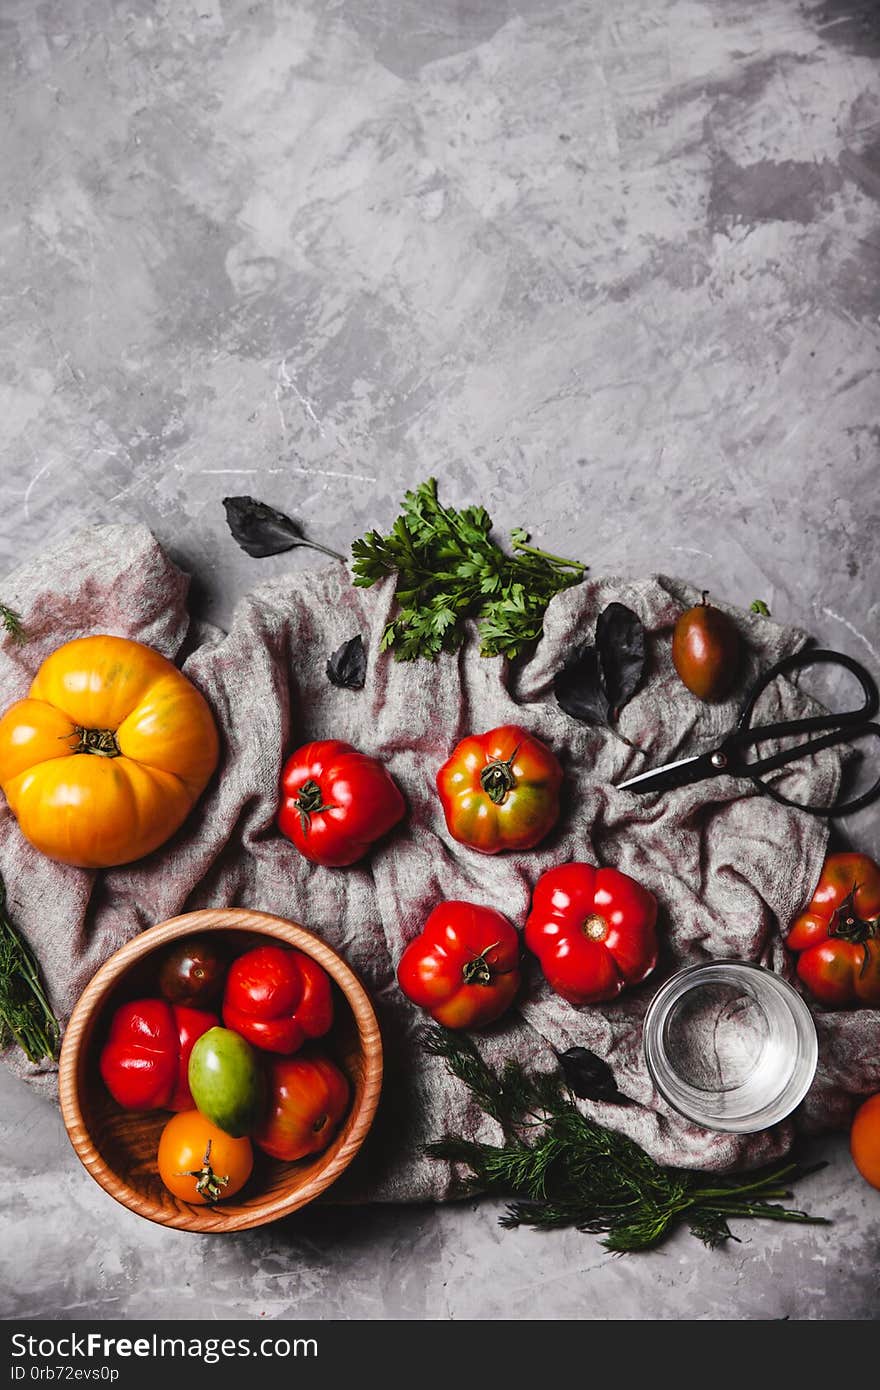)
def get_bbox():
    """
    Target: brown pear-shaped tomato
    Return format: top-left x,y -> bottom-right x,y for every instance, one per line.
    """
671,592 -> 740,701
